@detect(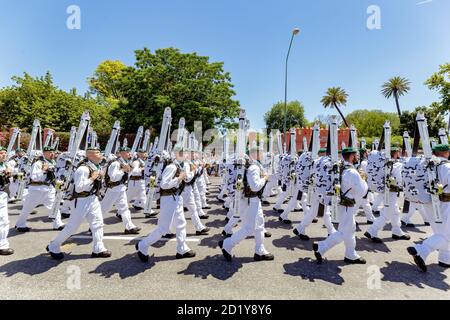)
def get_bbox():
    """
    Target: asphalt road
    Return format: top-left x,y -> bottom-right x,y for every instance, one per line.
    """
0,177 -> 449,300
